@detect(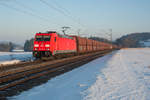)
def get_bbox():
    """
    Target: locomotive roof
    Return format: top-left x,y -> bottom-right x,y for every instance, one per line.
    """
36,32 -> 73,39
46,31 -> 57,33
37,31 -> 56,34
